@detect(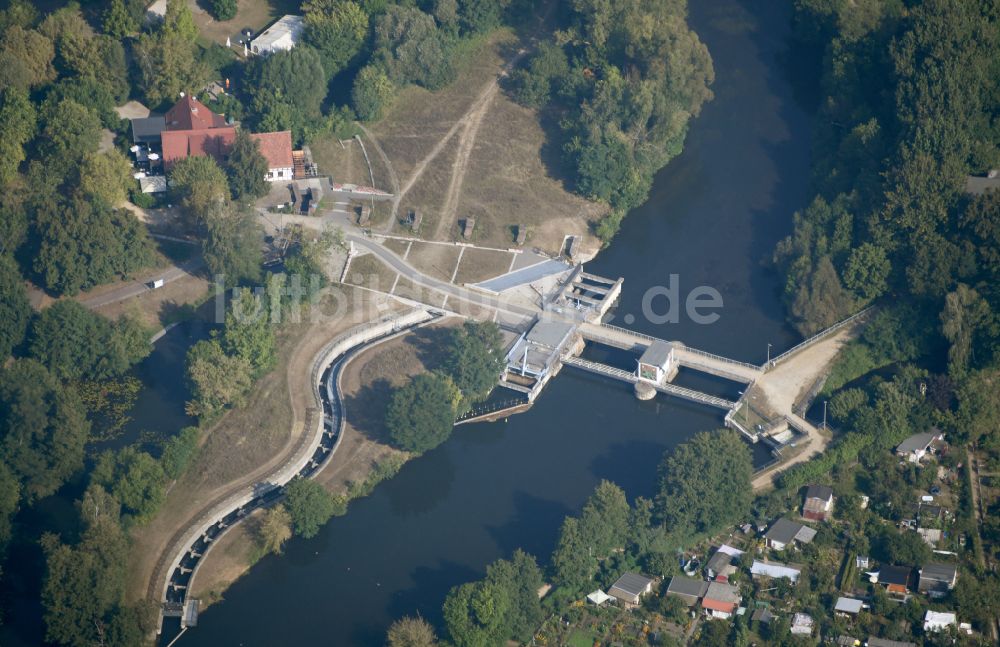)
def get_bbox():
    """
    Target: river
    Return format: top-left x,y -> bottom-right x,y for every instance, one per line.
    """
165,0 -> 812,644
